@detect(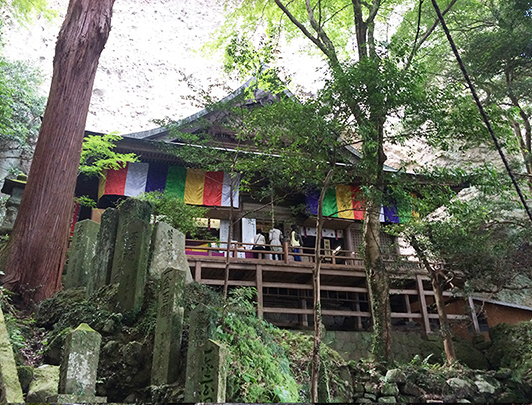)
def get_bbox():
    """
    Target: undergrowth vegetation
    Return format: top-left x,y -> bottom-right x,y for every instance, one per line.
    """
3,280 -> 532,403
184,284 -> 351,402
